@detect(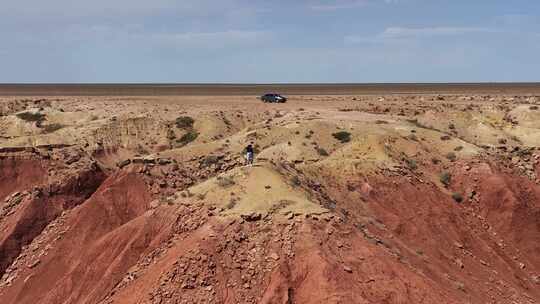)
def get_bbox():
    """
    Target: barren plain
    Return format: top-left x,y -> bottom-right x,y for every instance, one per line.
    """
0,86 -> 540,303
